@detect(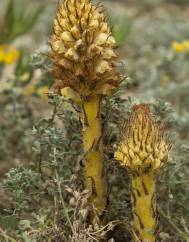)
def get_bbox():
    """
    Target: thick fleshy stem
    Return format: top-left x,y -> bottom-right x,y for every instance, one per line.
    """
130,172 -> 157,242
82,97 -> 107,221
